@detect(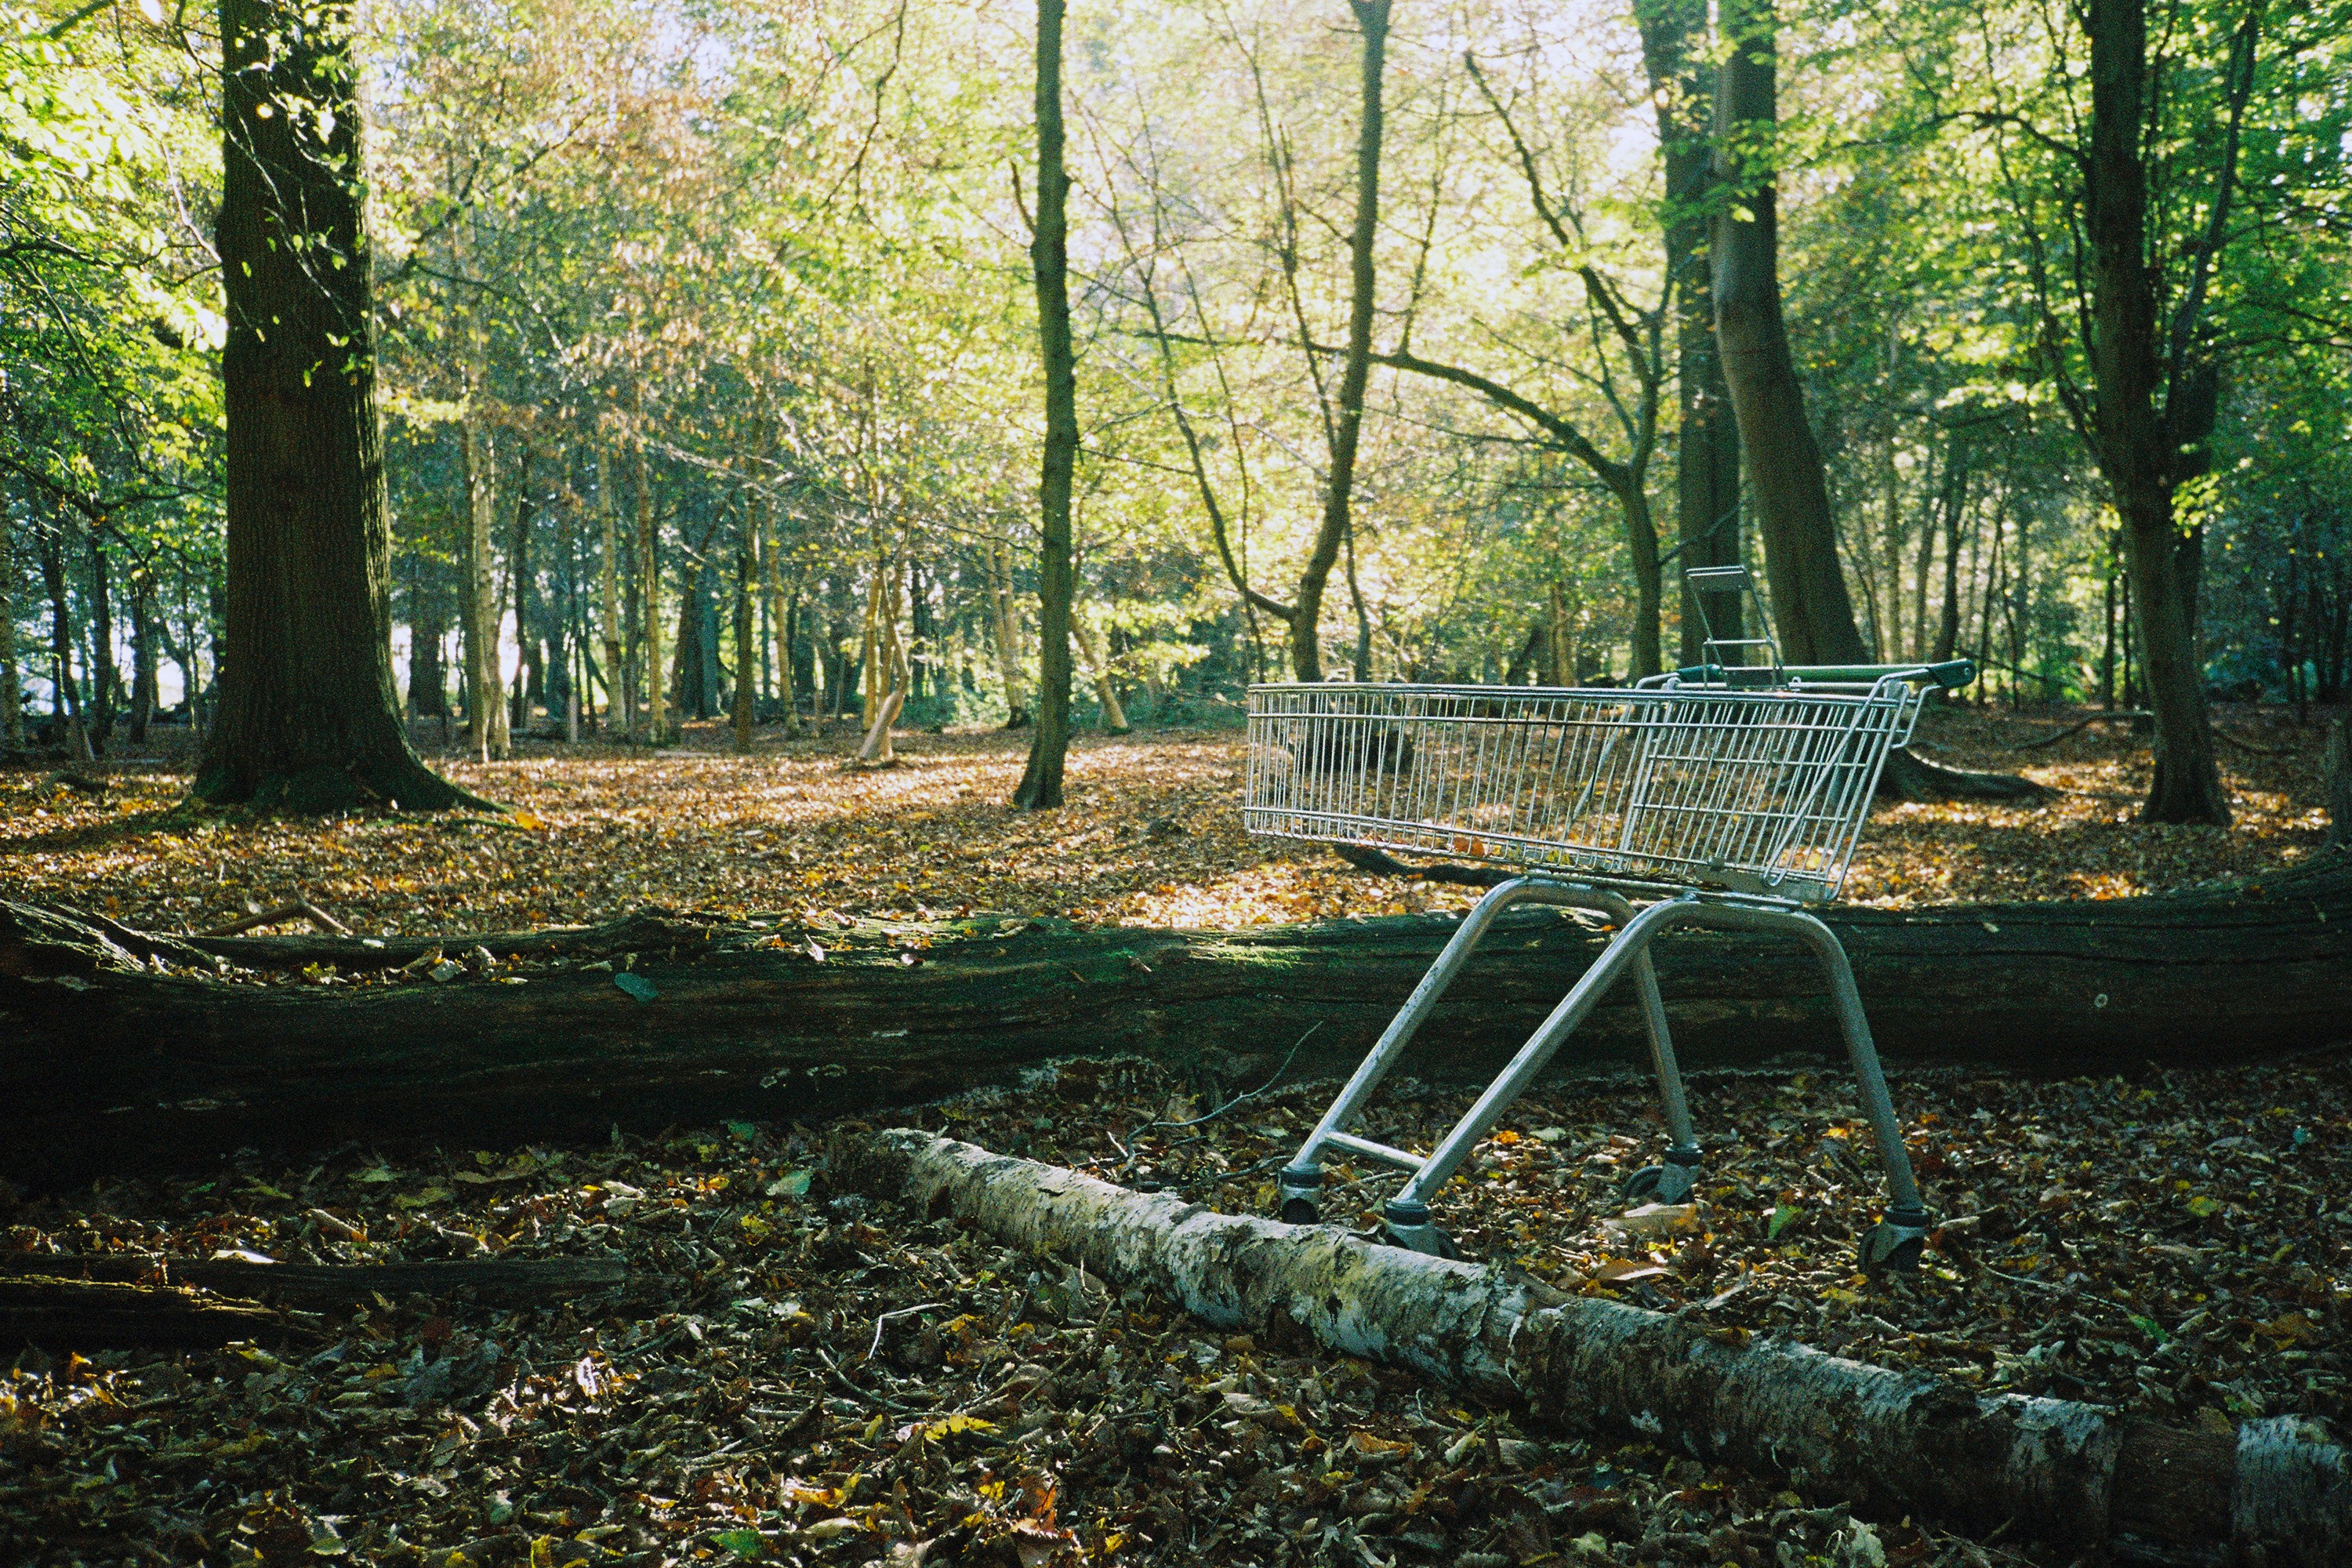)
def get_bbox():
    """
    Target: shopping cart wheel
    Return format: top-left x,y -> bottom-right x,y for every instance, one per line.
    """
1380,1201 -> 1461,1260
1279,1196 -> 1320,1225
1621,1163 -> 1695,1206
1859,1218 -> 1927,1275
